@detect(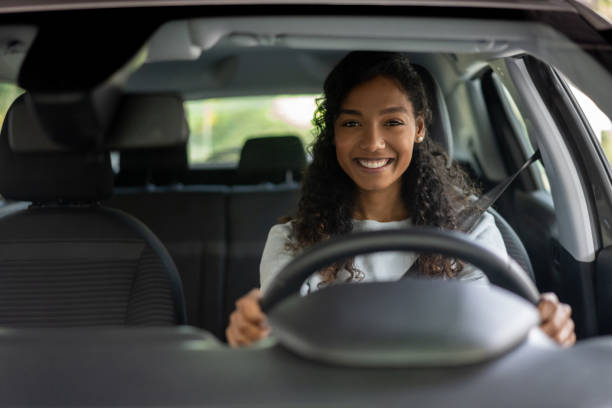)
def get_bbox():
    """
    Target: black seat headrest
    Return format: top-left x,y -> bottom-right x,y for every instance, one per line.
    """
0,94 -> 113,203
236,135 -> 307,184
113,93 -> 189,186
108,93 -> 189,150
413,65 -> 453,158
